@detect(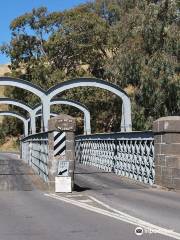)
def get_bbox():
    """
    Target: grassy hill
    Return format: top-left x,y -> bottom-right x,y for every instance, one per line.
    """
0,64 -> 10,76
0,64 -> 11,122
0,64 -> 18,152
